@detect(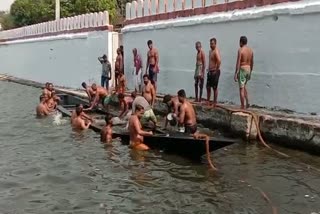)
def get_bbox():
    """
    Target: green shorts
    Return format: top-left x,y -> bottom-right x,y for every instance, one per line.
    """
102,96 -> 111,107
194,64 -> 203,79
238,68 -> 251,88
141,109 -> 157,125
